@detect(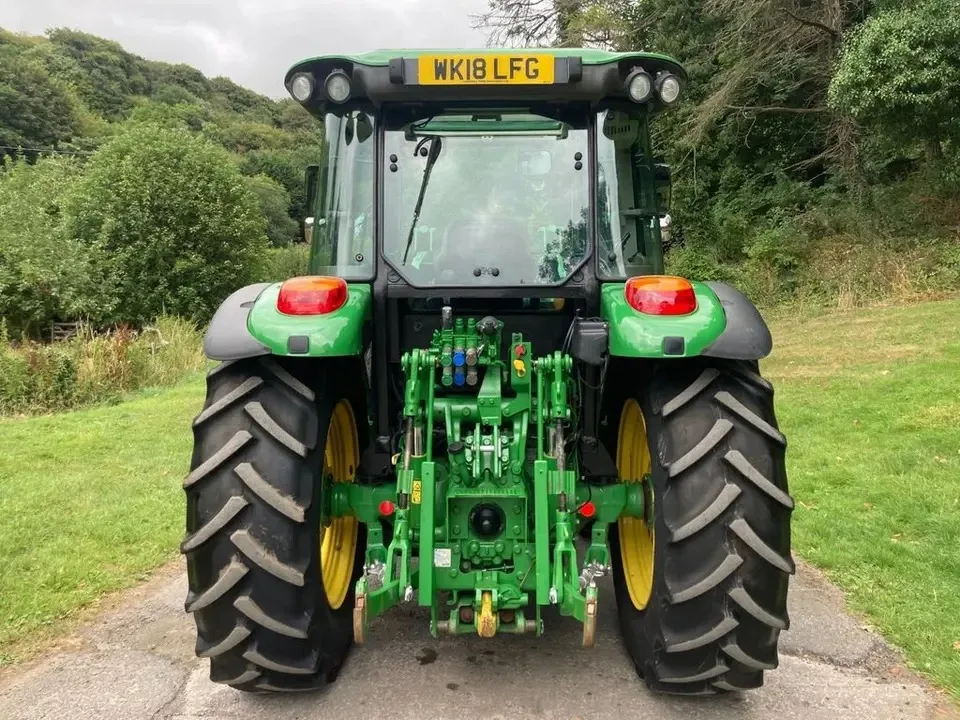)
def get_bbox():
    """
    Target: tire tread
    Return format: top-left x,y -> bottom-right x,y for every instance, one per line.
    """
182,357 -> 363,693
610,359 -> 794,696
